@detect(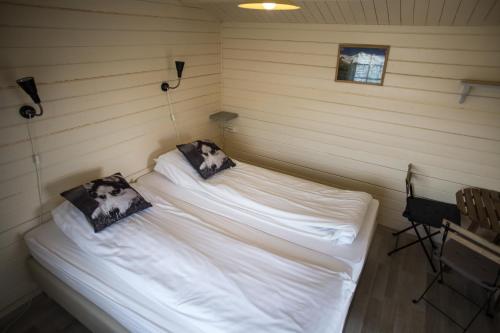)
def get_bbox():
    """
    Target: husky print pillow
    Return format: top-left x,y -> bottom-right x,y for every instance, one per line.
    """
61,173 -> 152,232
177,140 -> 236,179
